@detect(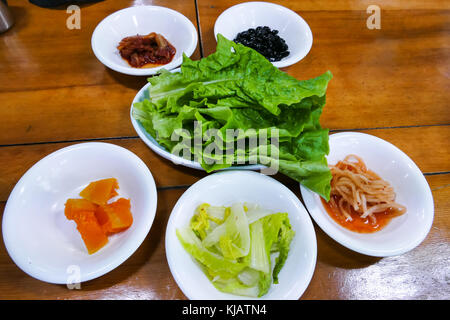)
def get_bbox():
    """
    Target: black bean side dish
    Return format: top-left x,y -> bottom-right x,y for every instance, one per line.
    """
233,26 -> 289,62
